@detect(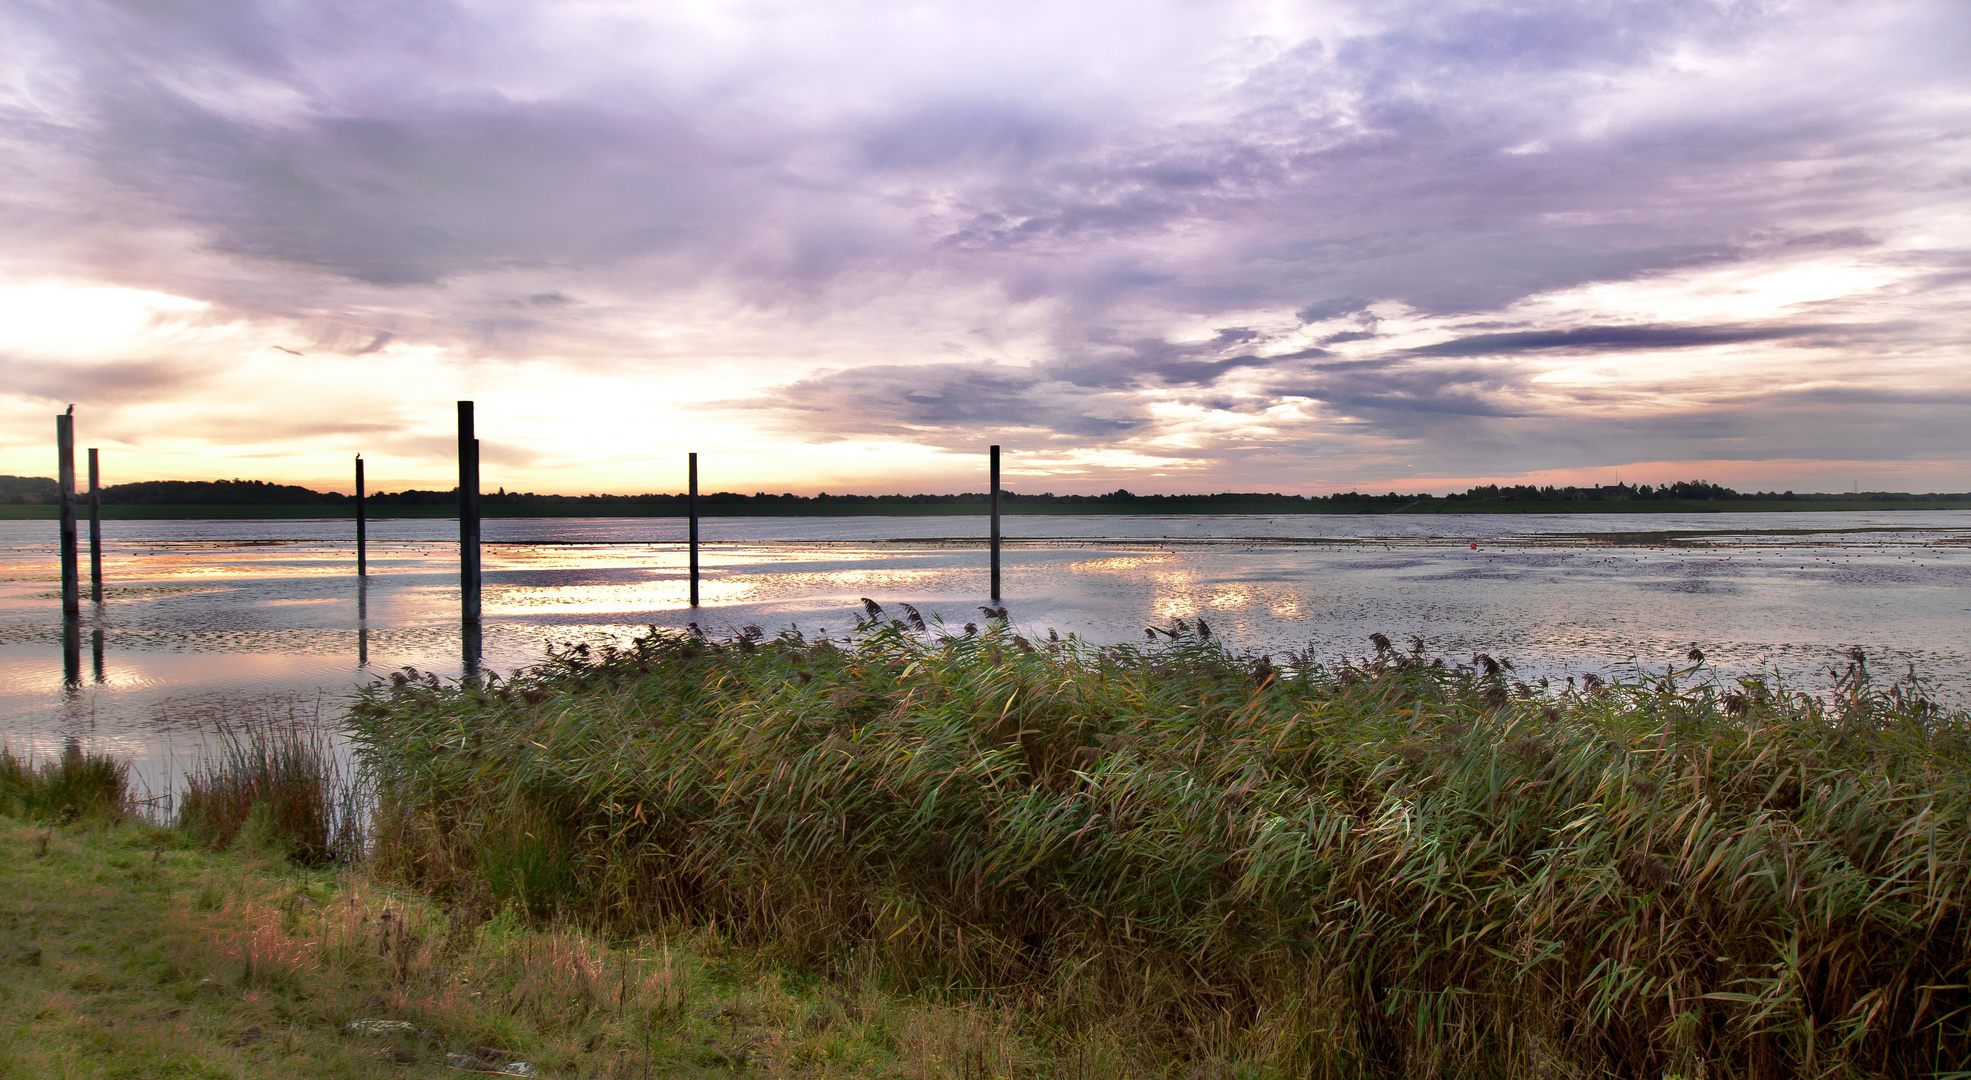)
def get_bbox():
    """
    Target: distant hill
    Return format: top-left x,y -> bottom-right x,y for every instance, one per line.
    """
0,476 -> 344,506
0,475 -> 59,504
101,479 -> 347,506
